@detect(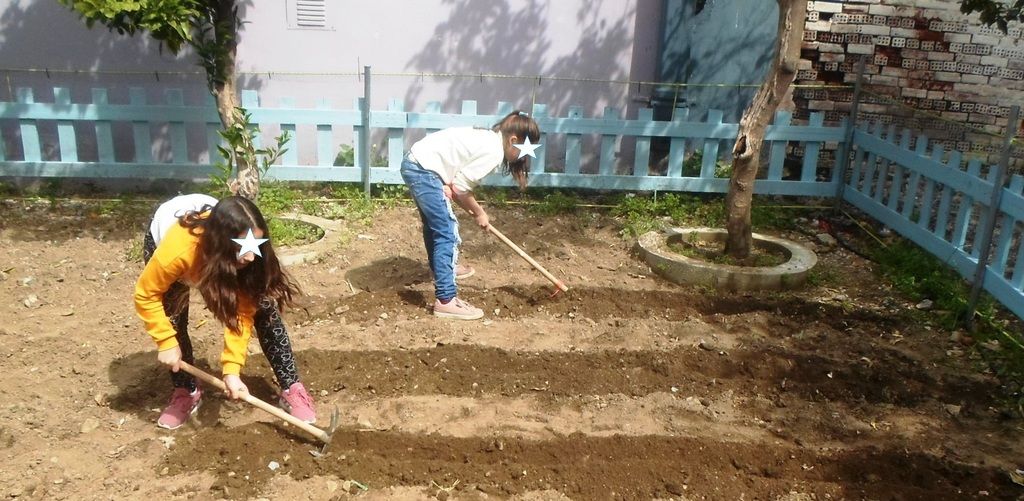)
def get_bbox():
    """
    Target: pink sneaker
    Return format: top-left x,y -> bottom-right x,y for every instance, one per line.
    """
433,297 -> 484,320
455,264 -> 475,280
279,382 -> 317,424
157,387 -> 201,430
